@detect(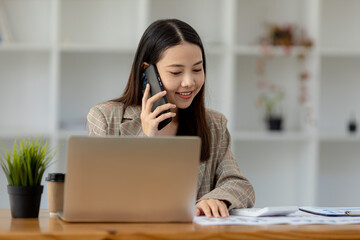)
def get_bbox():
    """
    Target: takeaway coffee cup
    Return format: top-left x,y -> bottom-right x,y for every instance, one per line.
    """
46,173 -> 65,216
